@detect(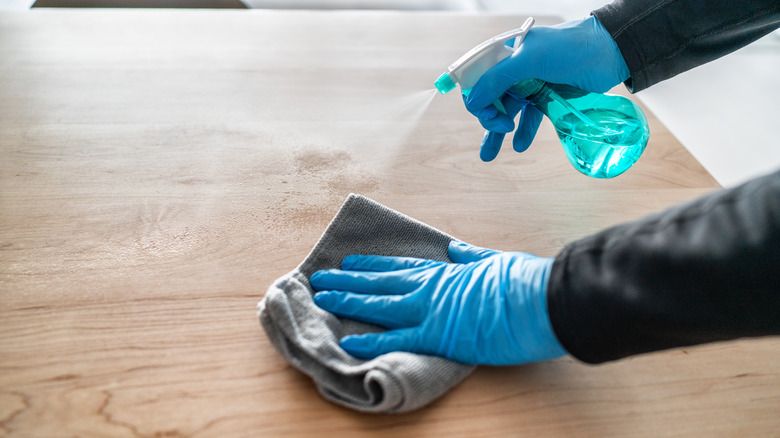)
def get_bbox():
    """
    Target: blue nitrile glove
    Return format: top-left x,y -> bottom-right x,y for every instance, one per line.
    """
309,241 -> 566,365
465,16 -> 631,161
